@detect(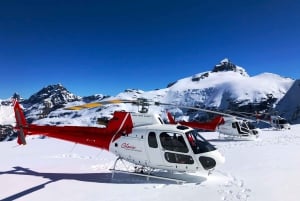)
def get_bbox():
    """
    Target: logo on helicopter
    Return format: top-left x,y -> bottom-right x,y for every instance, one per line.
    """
121,143 -> 139,151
